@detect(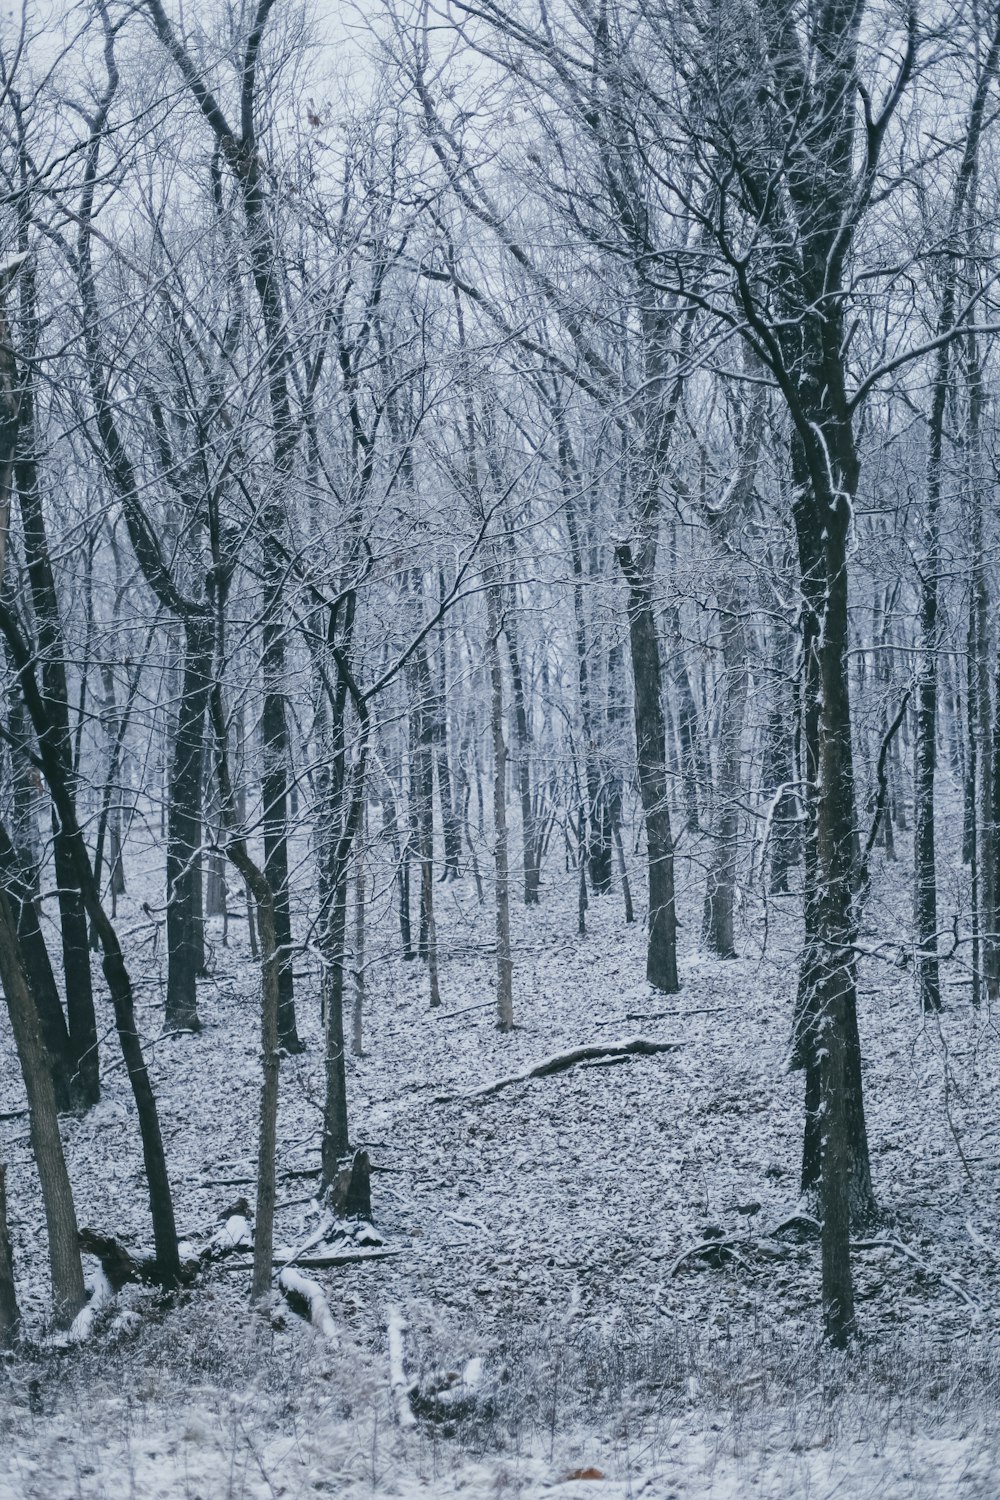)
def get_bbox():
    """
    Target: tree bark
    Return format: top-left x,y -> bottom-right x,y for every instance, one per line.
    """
486,583 -> 514,1030
0,603 -> 181,1285
0,820 -> 73,1110
616,544 -> 679,993
0,1163 -> 19,1347
0,889 -> 85,1328
165,619 -> 212,1031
